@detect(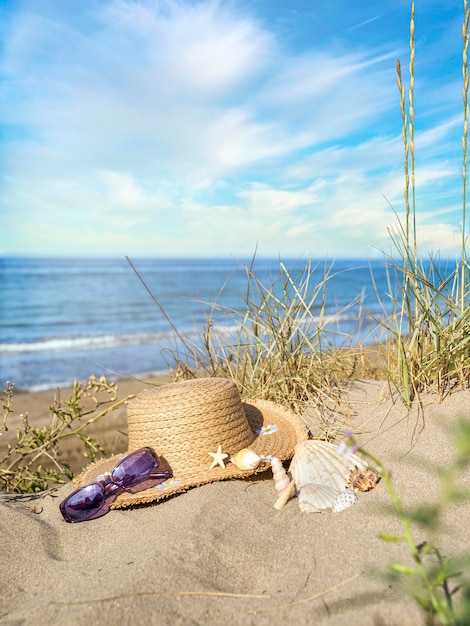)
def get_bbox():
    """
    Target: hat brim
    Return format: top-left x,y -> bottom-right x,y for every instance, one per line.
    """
73,399 -> 308,509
